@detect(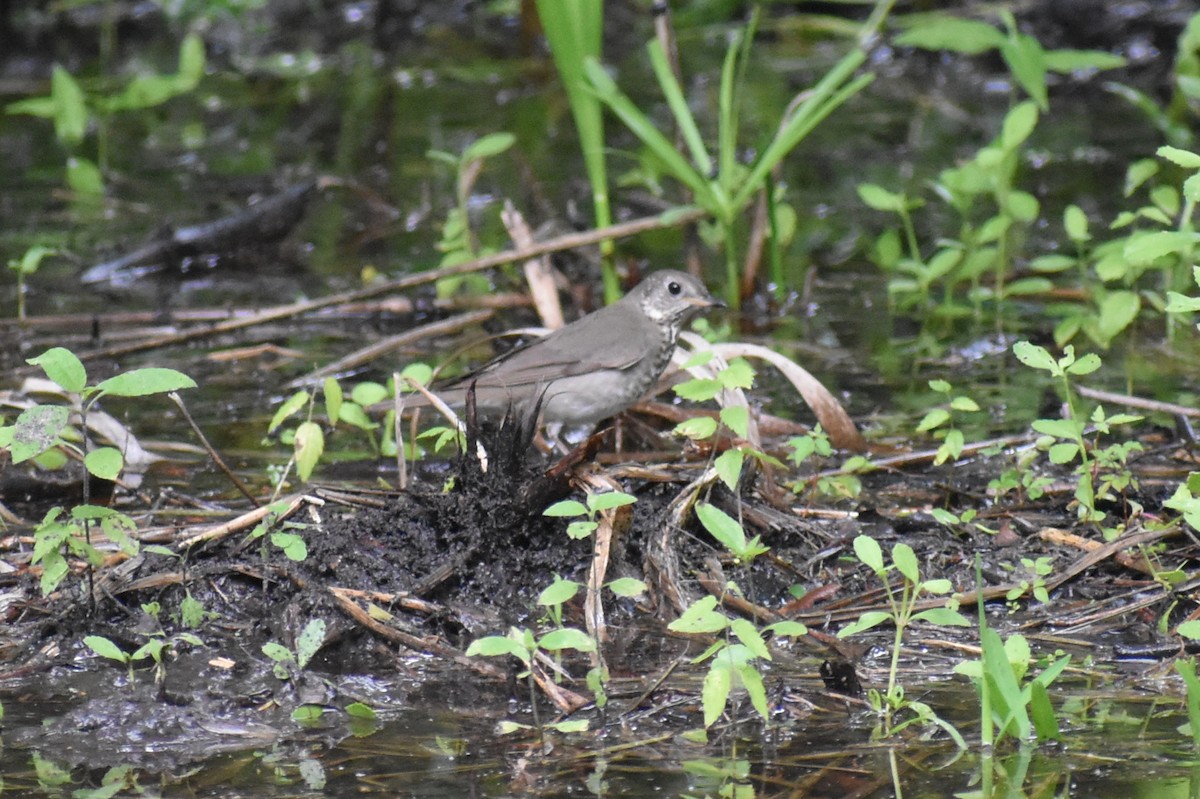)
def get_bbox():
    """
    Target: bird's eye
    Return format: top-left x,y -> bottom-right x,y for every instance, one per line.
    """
667,280 -> 682,295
